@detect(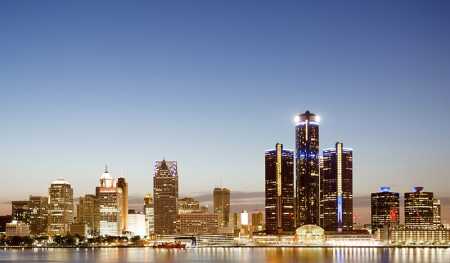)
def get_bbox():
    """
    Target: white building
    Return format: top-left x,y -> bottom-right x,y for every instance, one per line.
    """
128,211 -> 146,238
